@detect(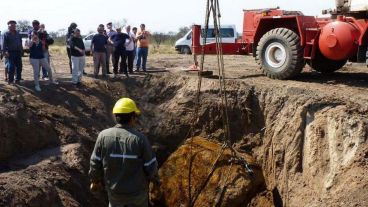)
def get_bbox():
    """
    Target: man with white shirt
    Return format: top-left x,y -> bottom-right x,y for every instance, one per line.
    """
124,25 -> 136,74
106,22 -> 116,75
